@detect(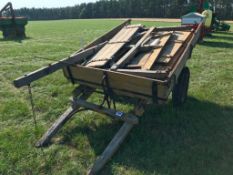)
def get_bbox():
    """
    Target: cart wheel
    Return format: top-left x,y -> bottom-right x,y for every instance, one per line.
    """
172,67 -> 190,107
